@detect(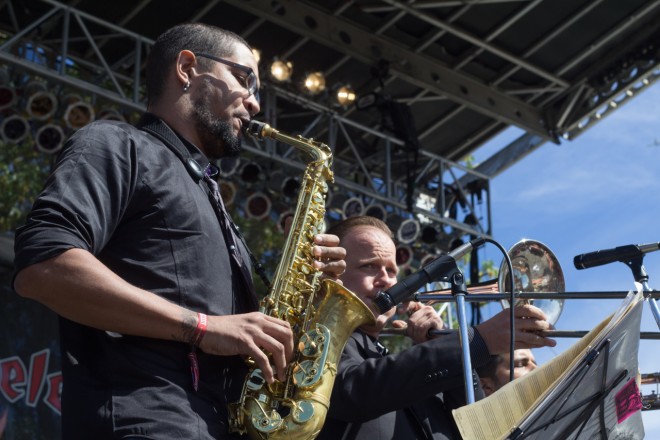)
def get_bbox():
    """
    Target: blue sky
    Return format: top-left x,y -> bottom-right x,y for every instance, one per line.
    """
470,81 -> 660,435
